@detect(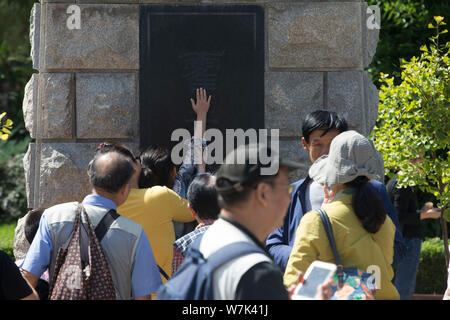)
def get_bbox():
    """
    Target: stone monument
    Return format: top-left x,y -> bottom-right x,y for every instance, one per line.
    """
23,0 -> 379,210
